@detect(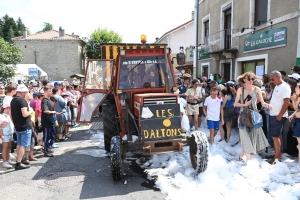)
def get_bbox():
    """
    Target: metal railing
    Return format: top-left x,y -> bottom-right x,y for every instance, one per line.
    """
204,29 -> 239,53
